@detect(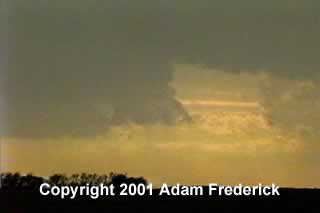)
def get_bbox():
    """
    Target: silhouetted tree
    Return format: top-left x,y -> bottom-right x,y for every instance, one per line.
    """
48,174 -> 68,186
